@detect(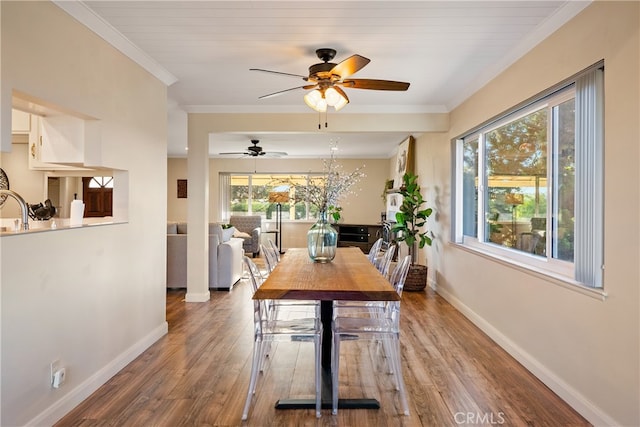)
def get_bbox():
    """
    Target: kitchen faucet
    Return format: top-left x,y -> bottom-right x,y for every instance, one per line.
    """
0,189 -> 29,230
